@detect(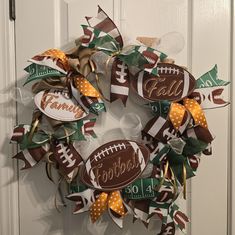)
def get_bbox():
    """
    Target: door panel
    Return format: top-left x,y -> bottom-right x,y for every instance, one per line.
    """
190,1 -> 230,234
15,1 -> 231,235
